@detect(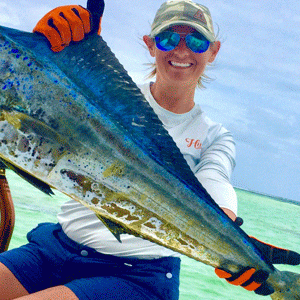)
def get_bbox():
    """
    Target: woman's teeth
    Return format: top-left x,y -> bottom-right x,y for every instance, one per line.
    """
170,61 -> 191,68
